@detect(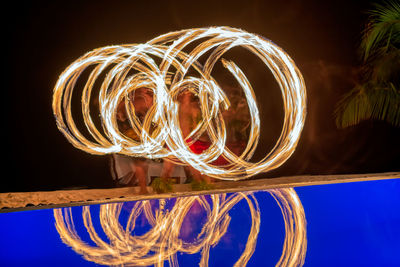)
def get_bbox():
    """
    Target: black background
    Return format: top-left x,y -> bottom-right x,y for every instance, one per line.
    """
6,0 -> 399,192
